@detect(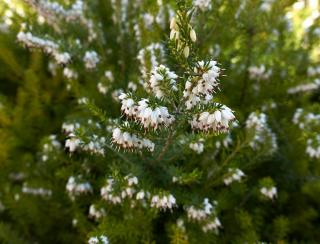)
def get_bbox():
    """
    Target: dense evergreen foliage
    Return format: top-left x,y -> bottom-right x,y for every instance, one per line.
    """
0,0 -> 319,243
